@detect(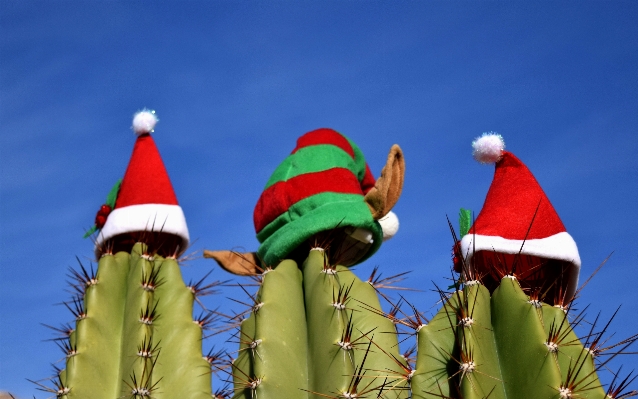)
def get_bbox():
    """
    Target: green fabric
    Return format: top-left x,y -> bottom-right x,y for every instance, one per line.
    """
83,179 -> 122,238
257,193 -> 382,267
106,179 -> 122,208
346,136 -> 369,183
459,208 -> 472,237
264,145 -> 360,189
257,132 -> 380,267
